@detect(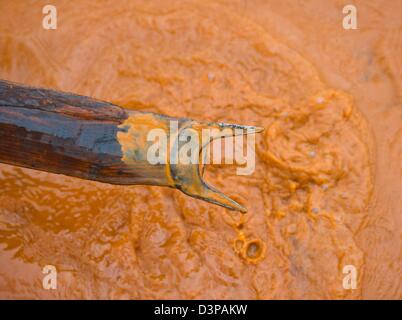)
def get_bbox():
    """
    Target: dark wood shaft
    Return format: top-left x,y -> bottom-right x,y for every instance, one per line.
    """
0,80 -> 170,186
